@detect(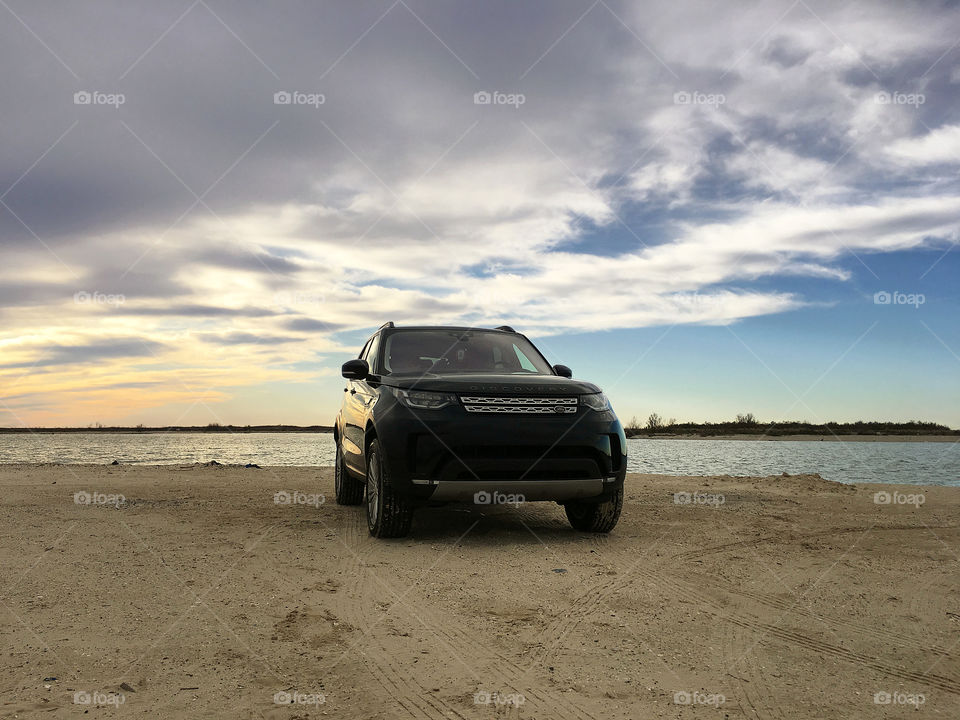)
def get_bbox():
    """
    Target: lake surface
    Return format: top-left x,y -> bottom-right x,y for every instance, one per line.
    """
0,433 -> 957,486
